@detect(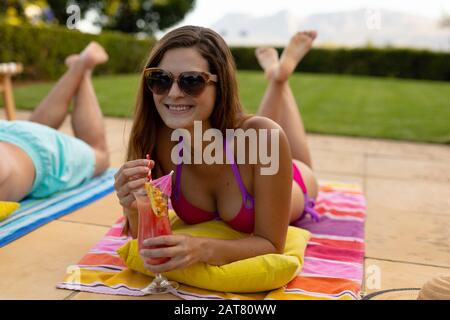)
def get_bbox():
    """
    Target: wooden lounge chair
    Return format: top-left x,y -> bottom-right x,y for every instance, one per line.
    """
0,62 -> 23,120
